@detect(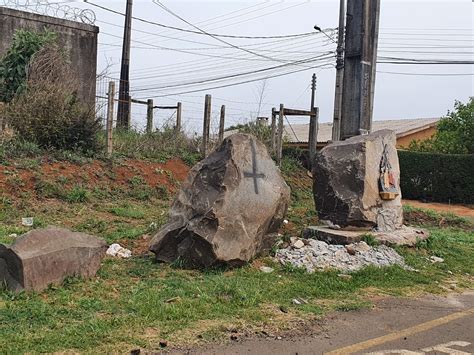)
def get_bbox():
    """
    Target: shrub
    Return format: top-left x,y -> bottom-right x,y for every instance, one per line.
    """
0,29 -> 56,102
3,45 -> 101,153
398,150 -> 474,204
